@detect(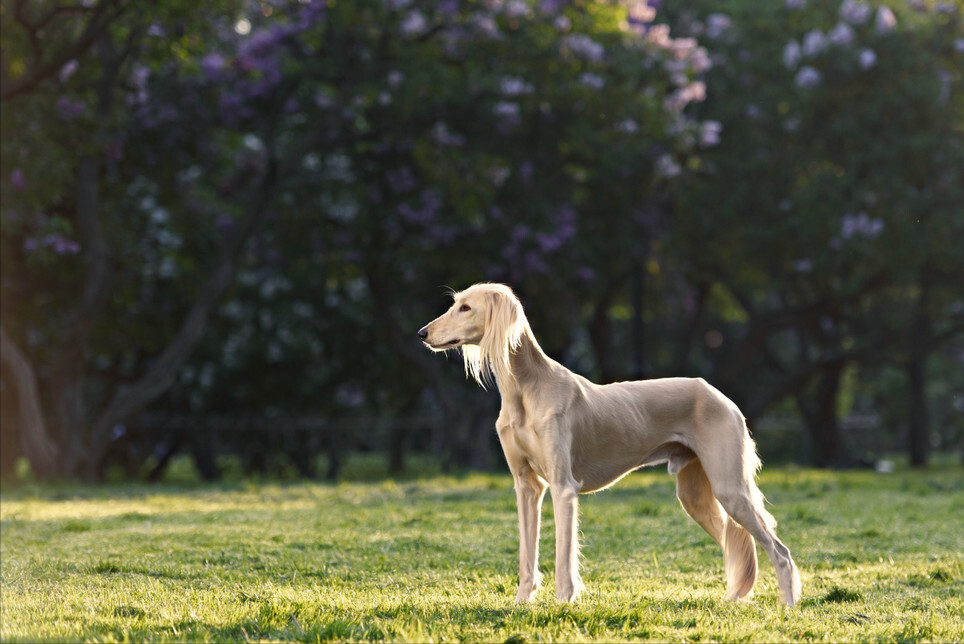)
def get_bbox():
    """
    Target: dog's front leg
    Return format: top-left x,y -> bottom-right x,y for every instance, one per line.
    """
513,468 -> 548,603
550,481 -> 585,602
